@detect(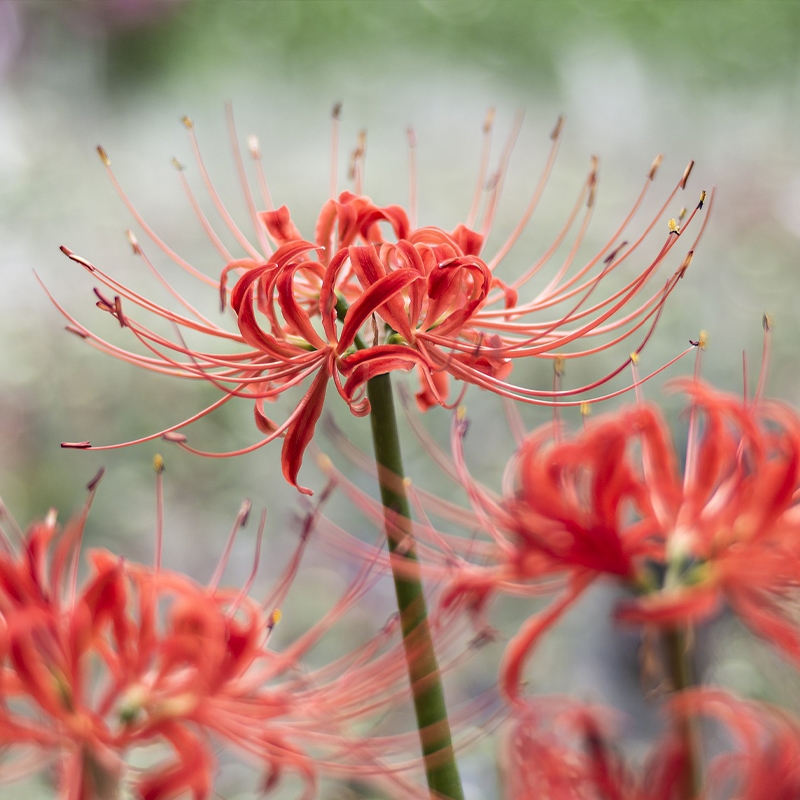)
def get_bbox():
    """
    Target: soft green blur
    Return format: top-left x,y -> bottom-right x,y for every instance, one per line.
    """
1,1 -> 799,797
